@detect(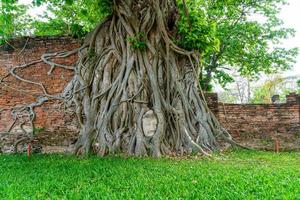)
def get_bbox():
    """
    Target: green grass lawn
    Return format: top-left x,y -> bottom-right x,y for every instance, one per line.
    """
0,150 -> 299,200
